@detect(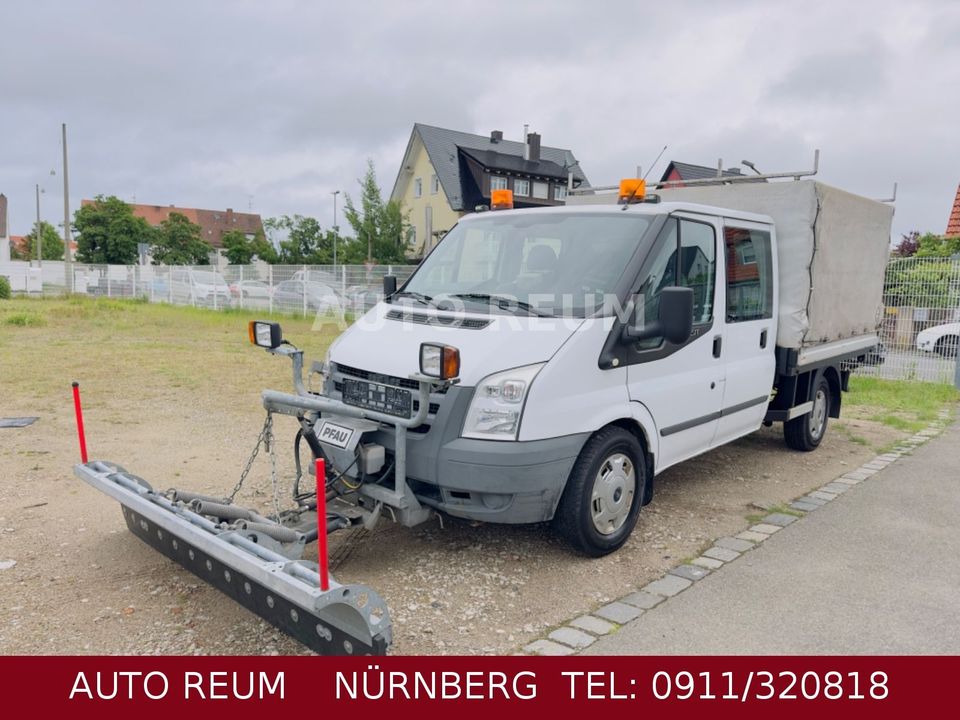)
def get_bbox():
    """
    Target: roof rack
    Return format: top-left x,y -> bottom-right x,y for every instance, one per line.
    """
569,149 -> 820,195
